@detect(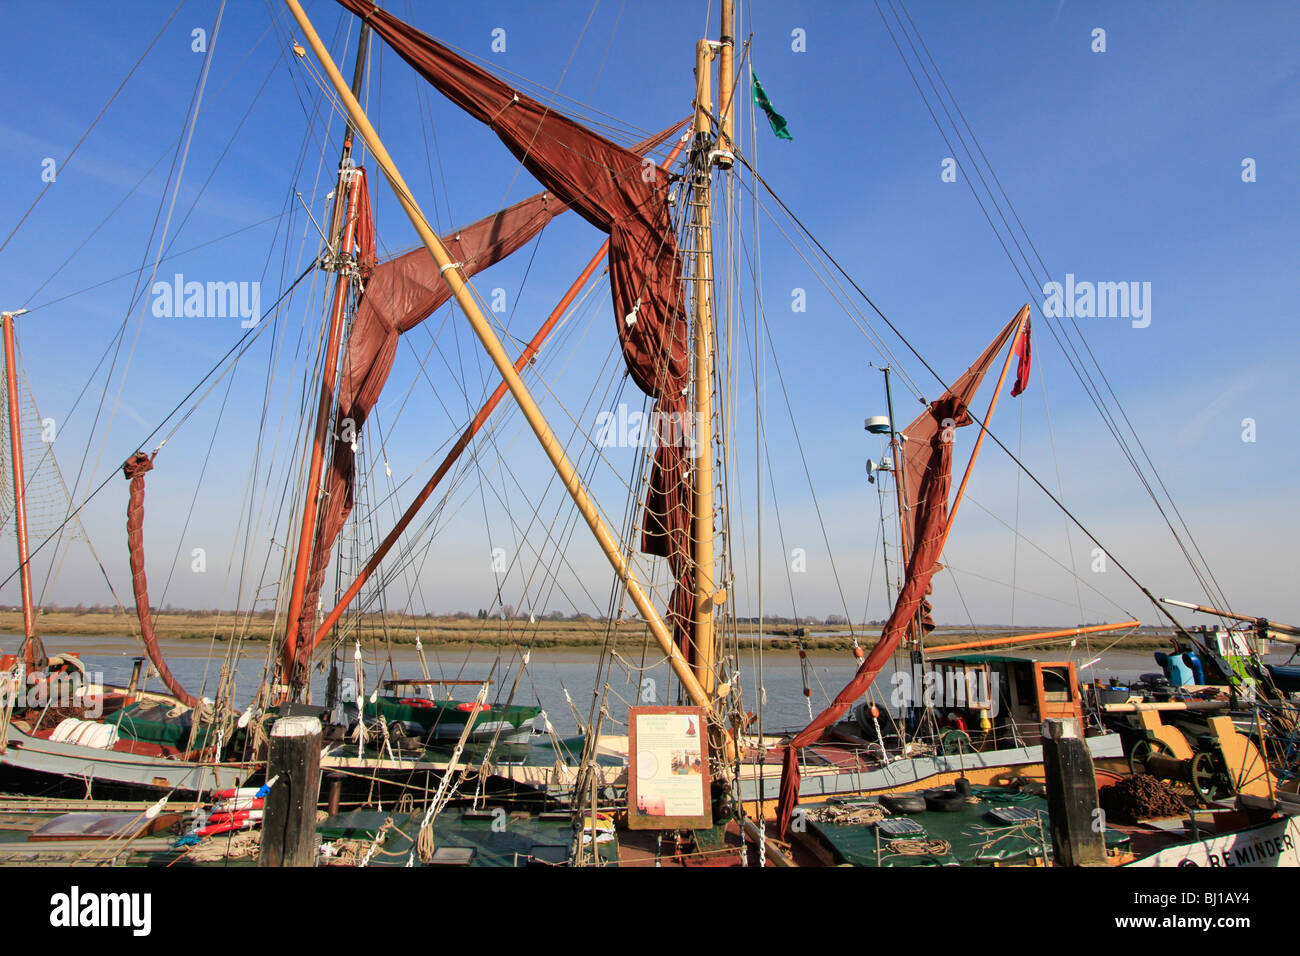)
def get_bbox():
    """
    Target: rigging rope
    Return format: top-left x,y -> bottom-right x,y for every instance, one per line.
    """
873,0 -> 1234,627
